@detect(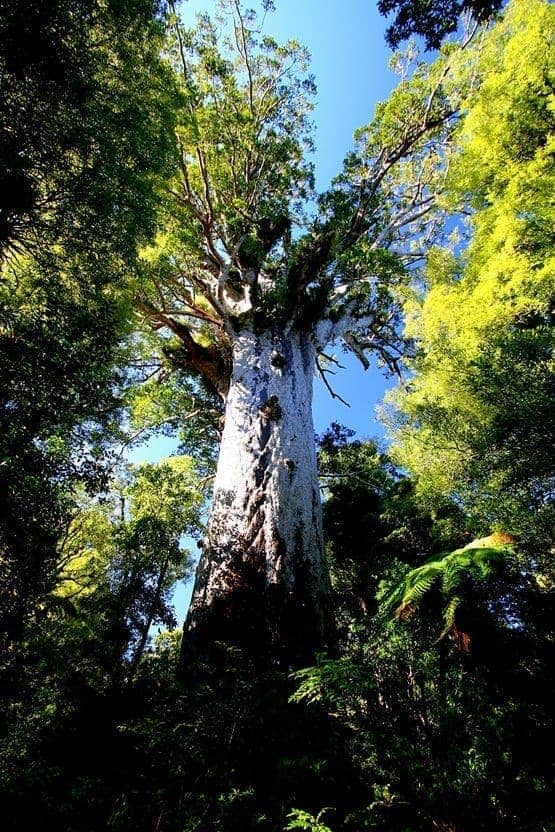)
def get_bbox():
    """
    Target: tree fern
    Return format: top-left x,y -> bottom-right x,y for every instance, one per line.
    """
285,808 -> 334,832
41,593 -> 78,619
385,533 -> 514,636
